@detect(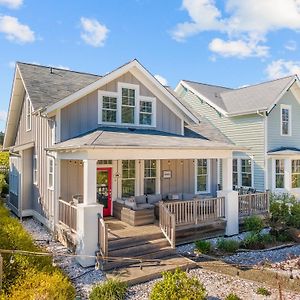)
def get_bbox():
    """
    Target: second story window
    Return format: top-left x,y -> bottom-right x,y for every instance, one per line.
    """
25,96 -> 32,131
102,96 -> 117,123
140,100 -> 152,125
281,105 -> 291,136
33,155 -> 38,185
121,88 -> 135,124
